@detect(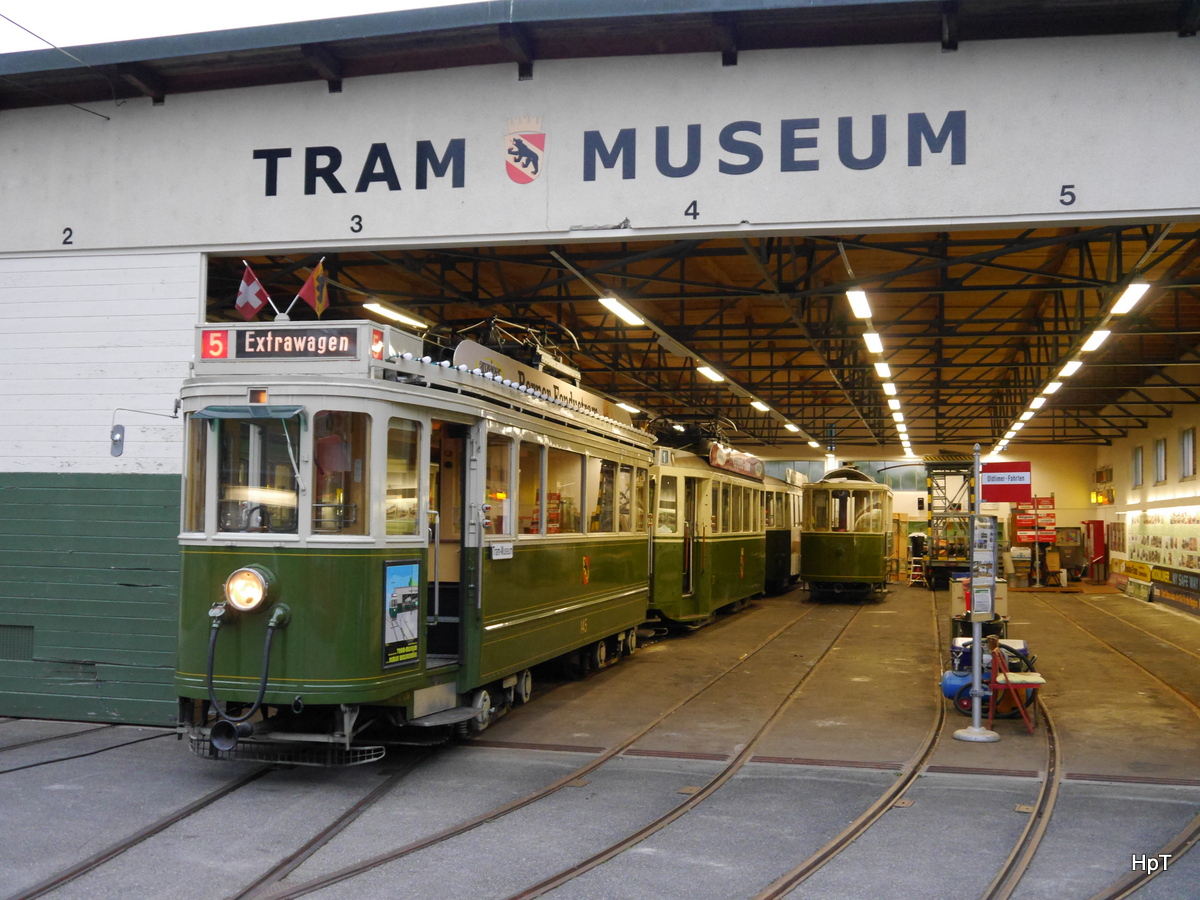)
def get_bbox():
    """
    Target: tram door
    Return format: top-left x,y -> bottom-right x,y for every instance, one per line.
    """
682,478 -> 699,595
427,419 -> 468,665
